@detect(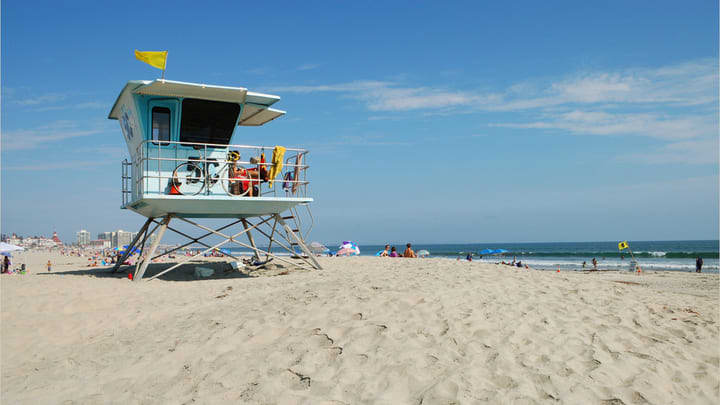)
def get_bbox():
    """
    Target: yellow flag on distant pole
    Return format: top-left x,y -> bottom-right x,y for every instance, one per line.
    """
618,241 -> 629,250
134,50 -> 168,79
